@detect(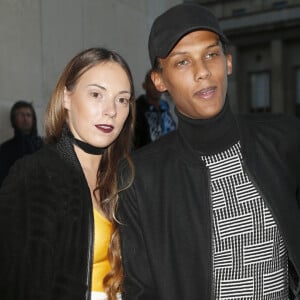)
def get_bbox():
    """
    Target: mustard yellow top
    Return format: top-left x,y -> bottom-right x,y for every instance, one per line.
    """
92,209 -> 112,292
